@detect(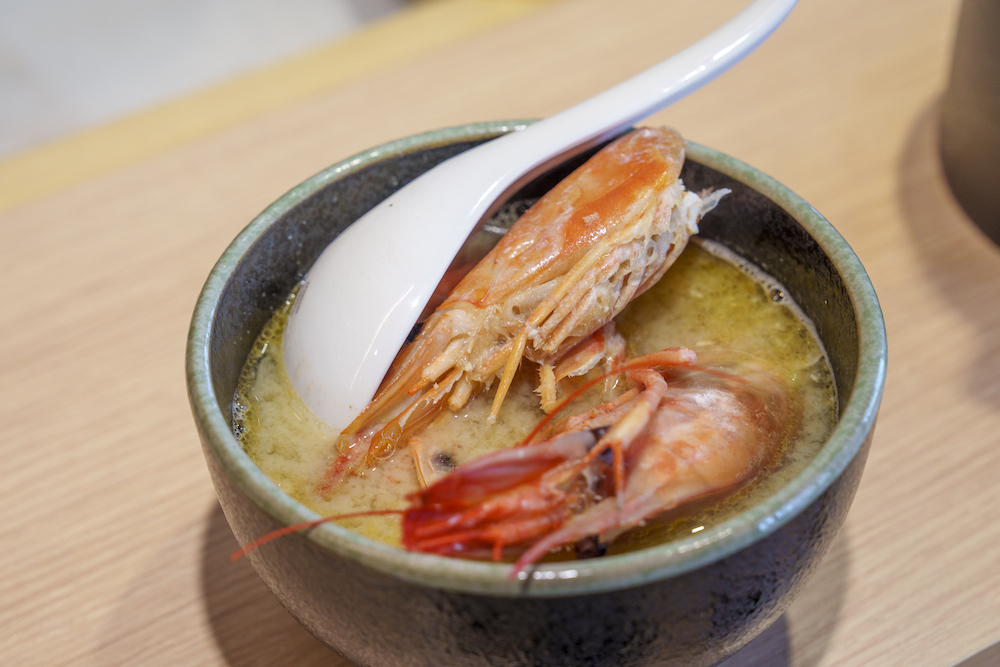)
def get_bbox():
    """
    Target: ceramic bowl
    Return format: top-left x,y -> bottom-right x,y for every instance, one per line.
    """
187,121 -> 886,667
